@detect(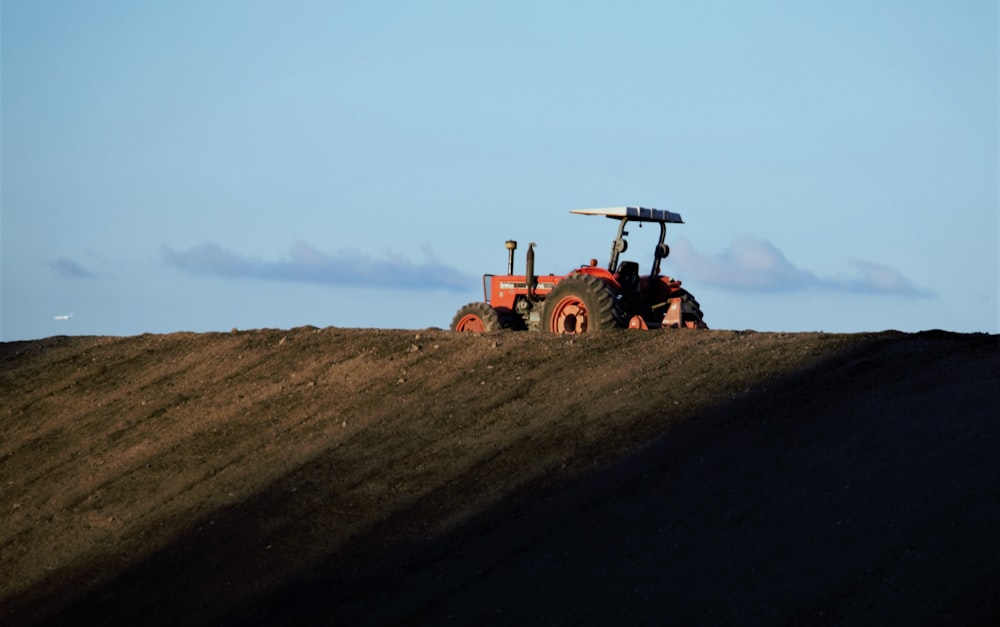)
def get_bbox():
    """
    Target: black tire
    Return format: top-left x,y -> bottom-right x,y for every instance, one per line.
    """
541,274 -> 624,334
450,302 -> 503,332
674,288 -> 707,327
